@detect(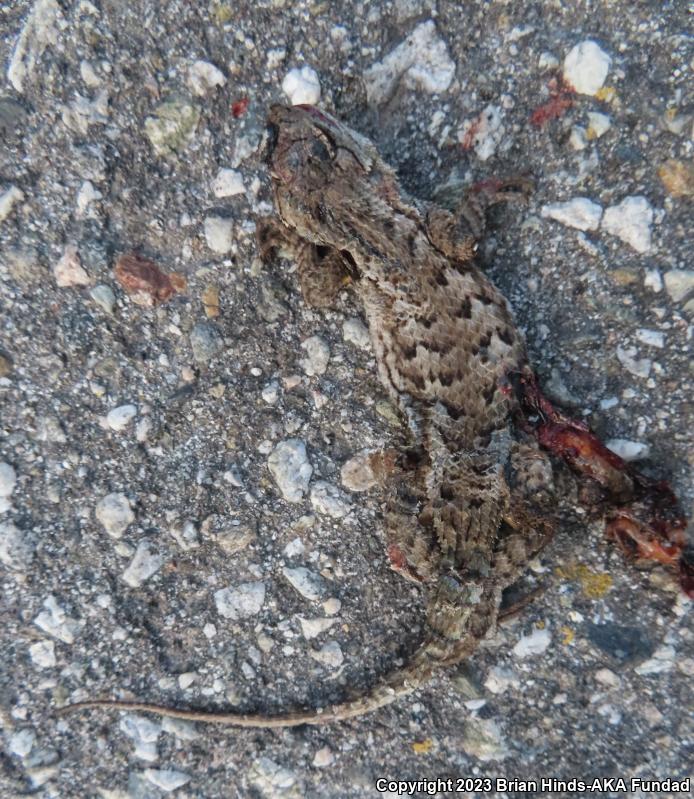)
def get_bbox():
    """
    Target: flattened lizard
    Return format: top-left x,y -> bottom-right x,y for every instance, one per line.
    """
60,105 -> 690,727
